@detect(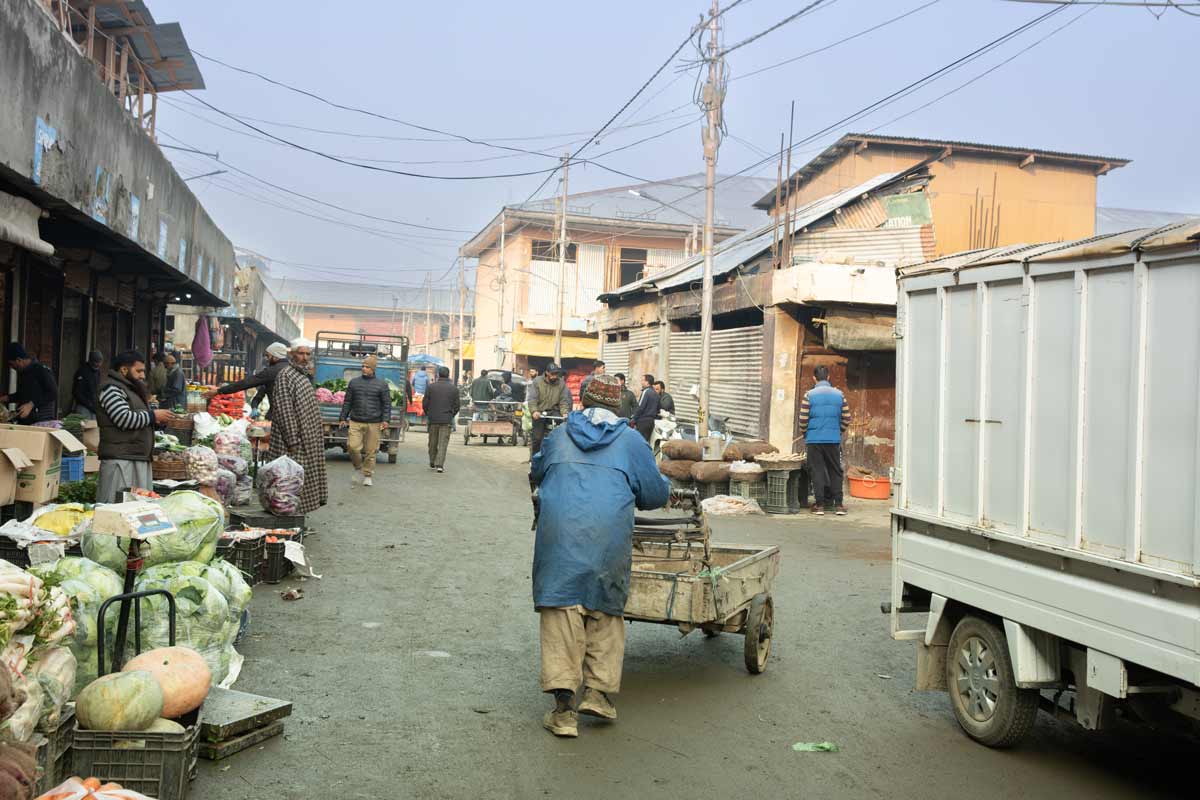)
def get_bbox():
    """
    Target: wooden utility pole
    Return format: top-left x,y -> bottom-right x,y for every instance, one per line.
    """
457,249 -> 465,384
782,101 -> 795,272
425,273 -> 432,350
553,152 -> 570,364
698,0 -> 724,436
497,210 -> 507,369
